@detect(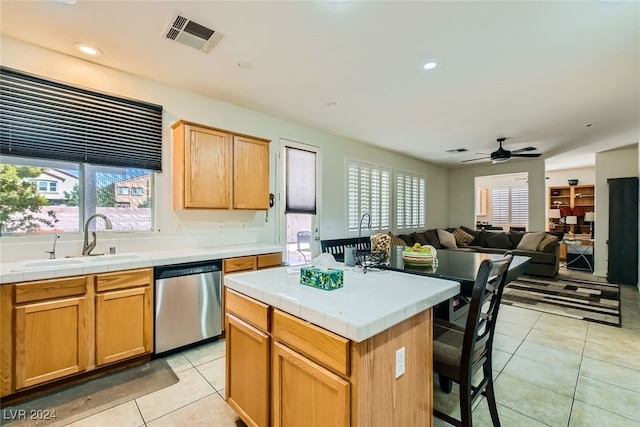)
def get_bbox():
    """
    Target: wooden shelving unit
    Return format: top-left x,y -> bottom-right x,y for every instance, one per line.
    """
548,184 -> 595,233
